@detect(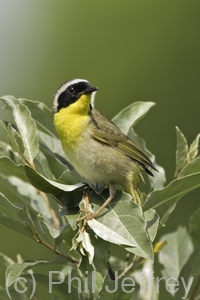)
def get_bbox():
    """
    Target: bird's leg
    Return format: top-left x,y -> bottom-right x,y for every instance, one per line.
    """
77,183 -> 117,221
89,183 -> 117,219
